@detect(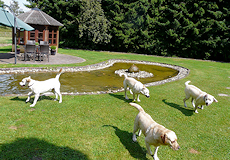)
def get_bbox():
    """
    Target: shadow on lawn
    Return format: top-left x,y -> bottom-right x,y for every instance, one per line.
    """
0,138 -> 89,159
162,99 -> 194,116
109,93 -> 132,102
10,95 -> 54,103
103,125 -> 148,160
